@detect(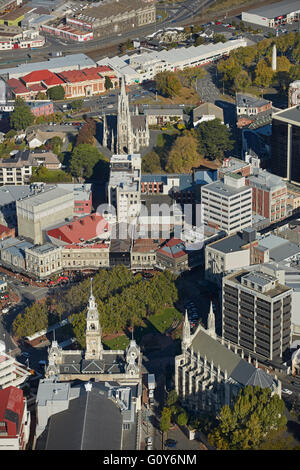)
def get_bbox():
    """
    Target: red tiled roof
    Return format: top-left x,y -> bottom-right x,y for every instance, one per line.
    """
157,238 -> 186,259
21,69 -> 55,85
7,78 -> 30,95
42,74 -> 64,87
47,213 -> 109,244
57,69 -> 87,84
28,83 -> 47,92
